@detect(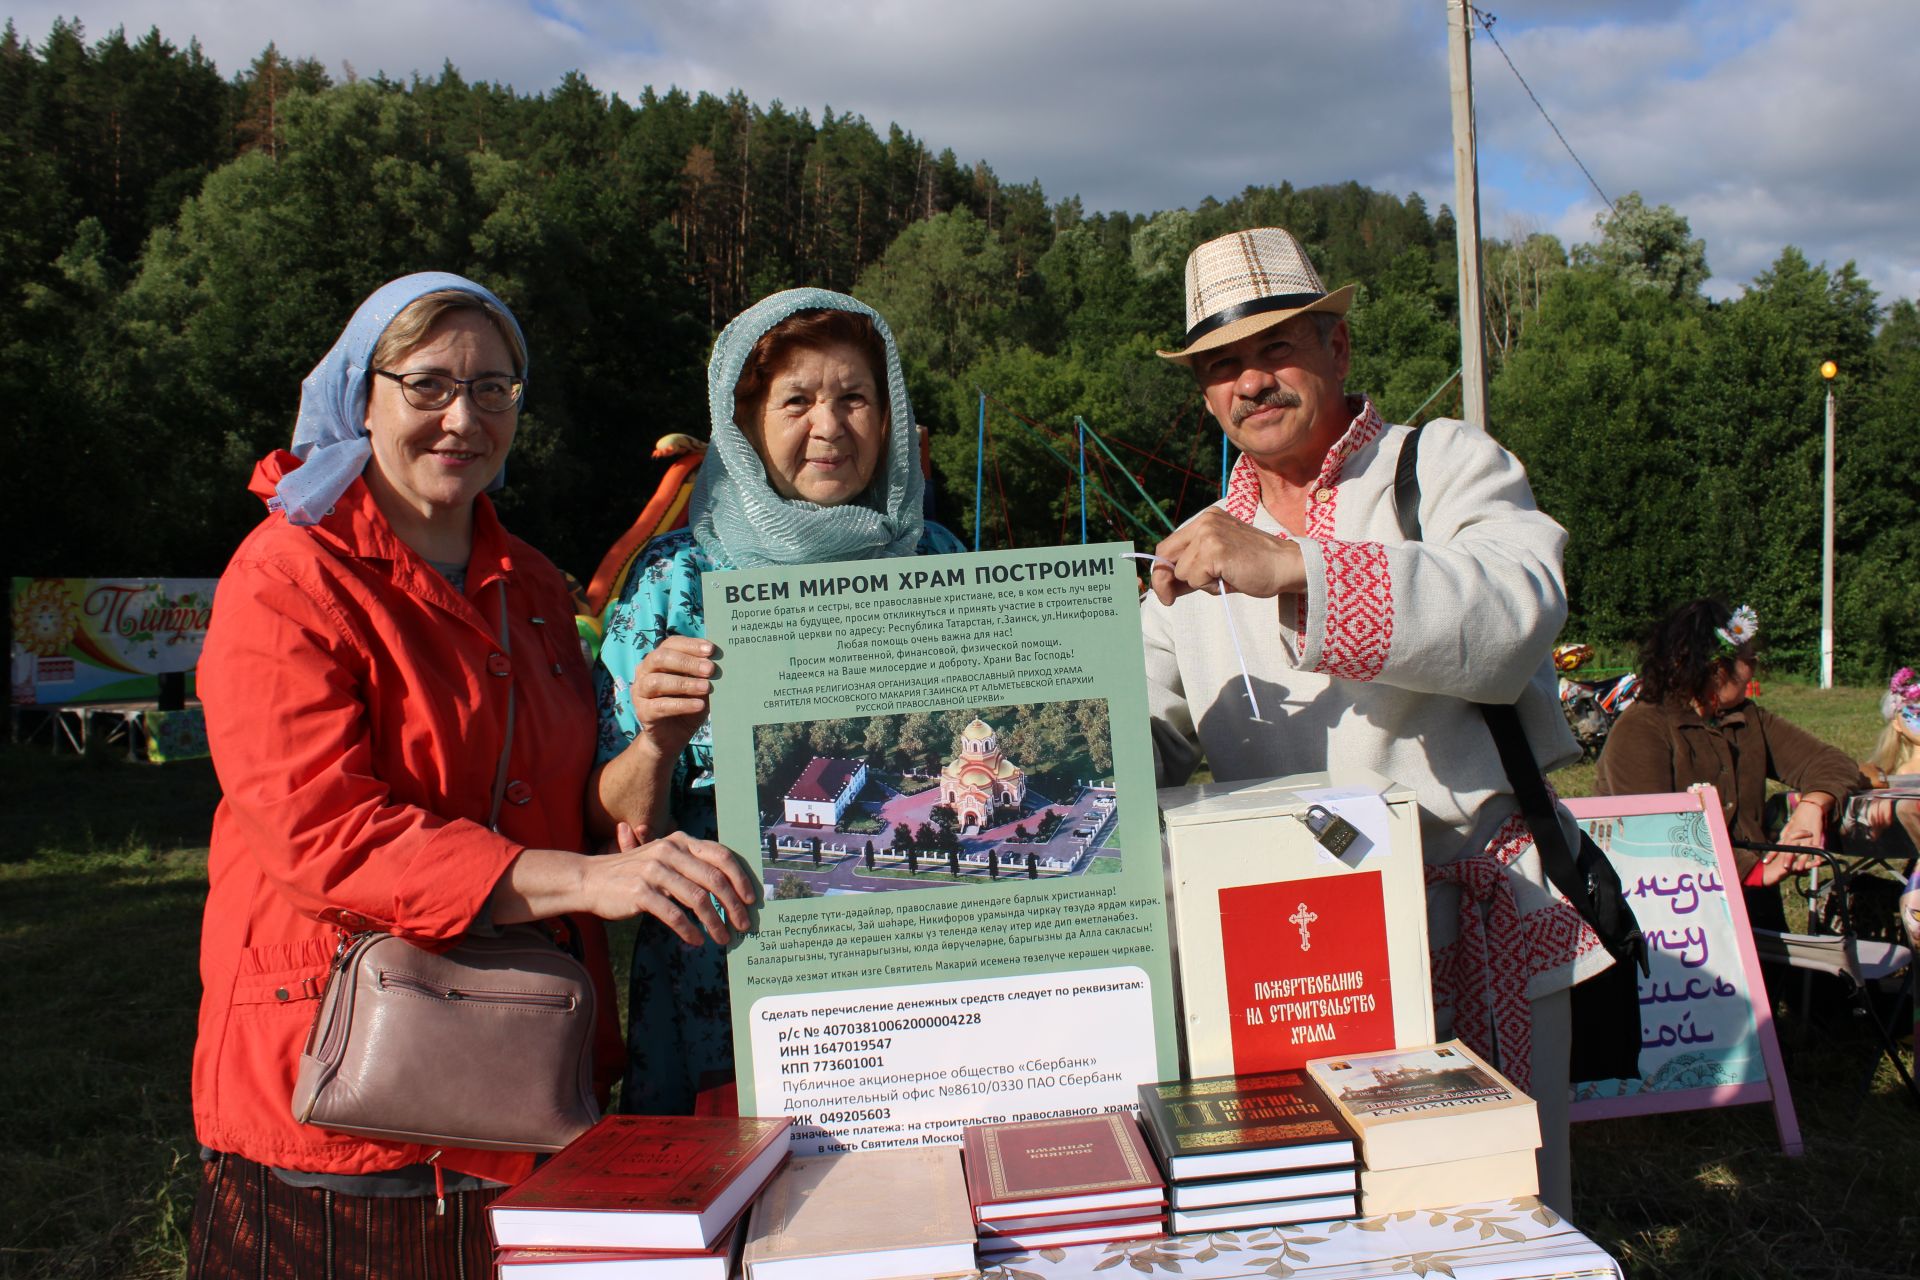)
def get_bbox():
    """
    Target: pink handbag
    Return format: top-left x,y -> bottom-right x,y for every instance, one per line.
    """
289,583 -> 599,1152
